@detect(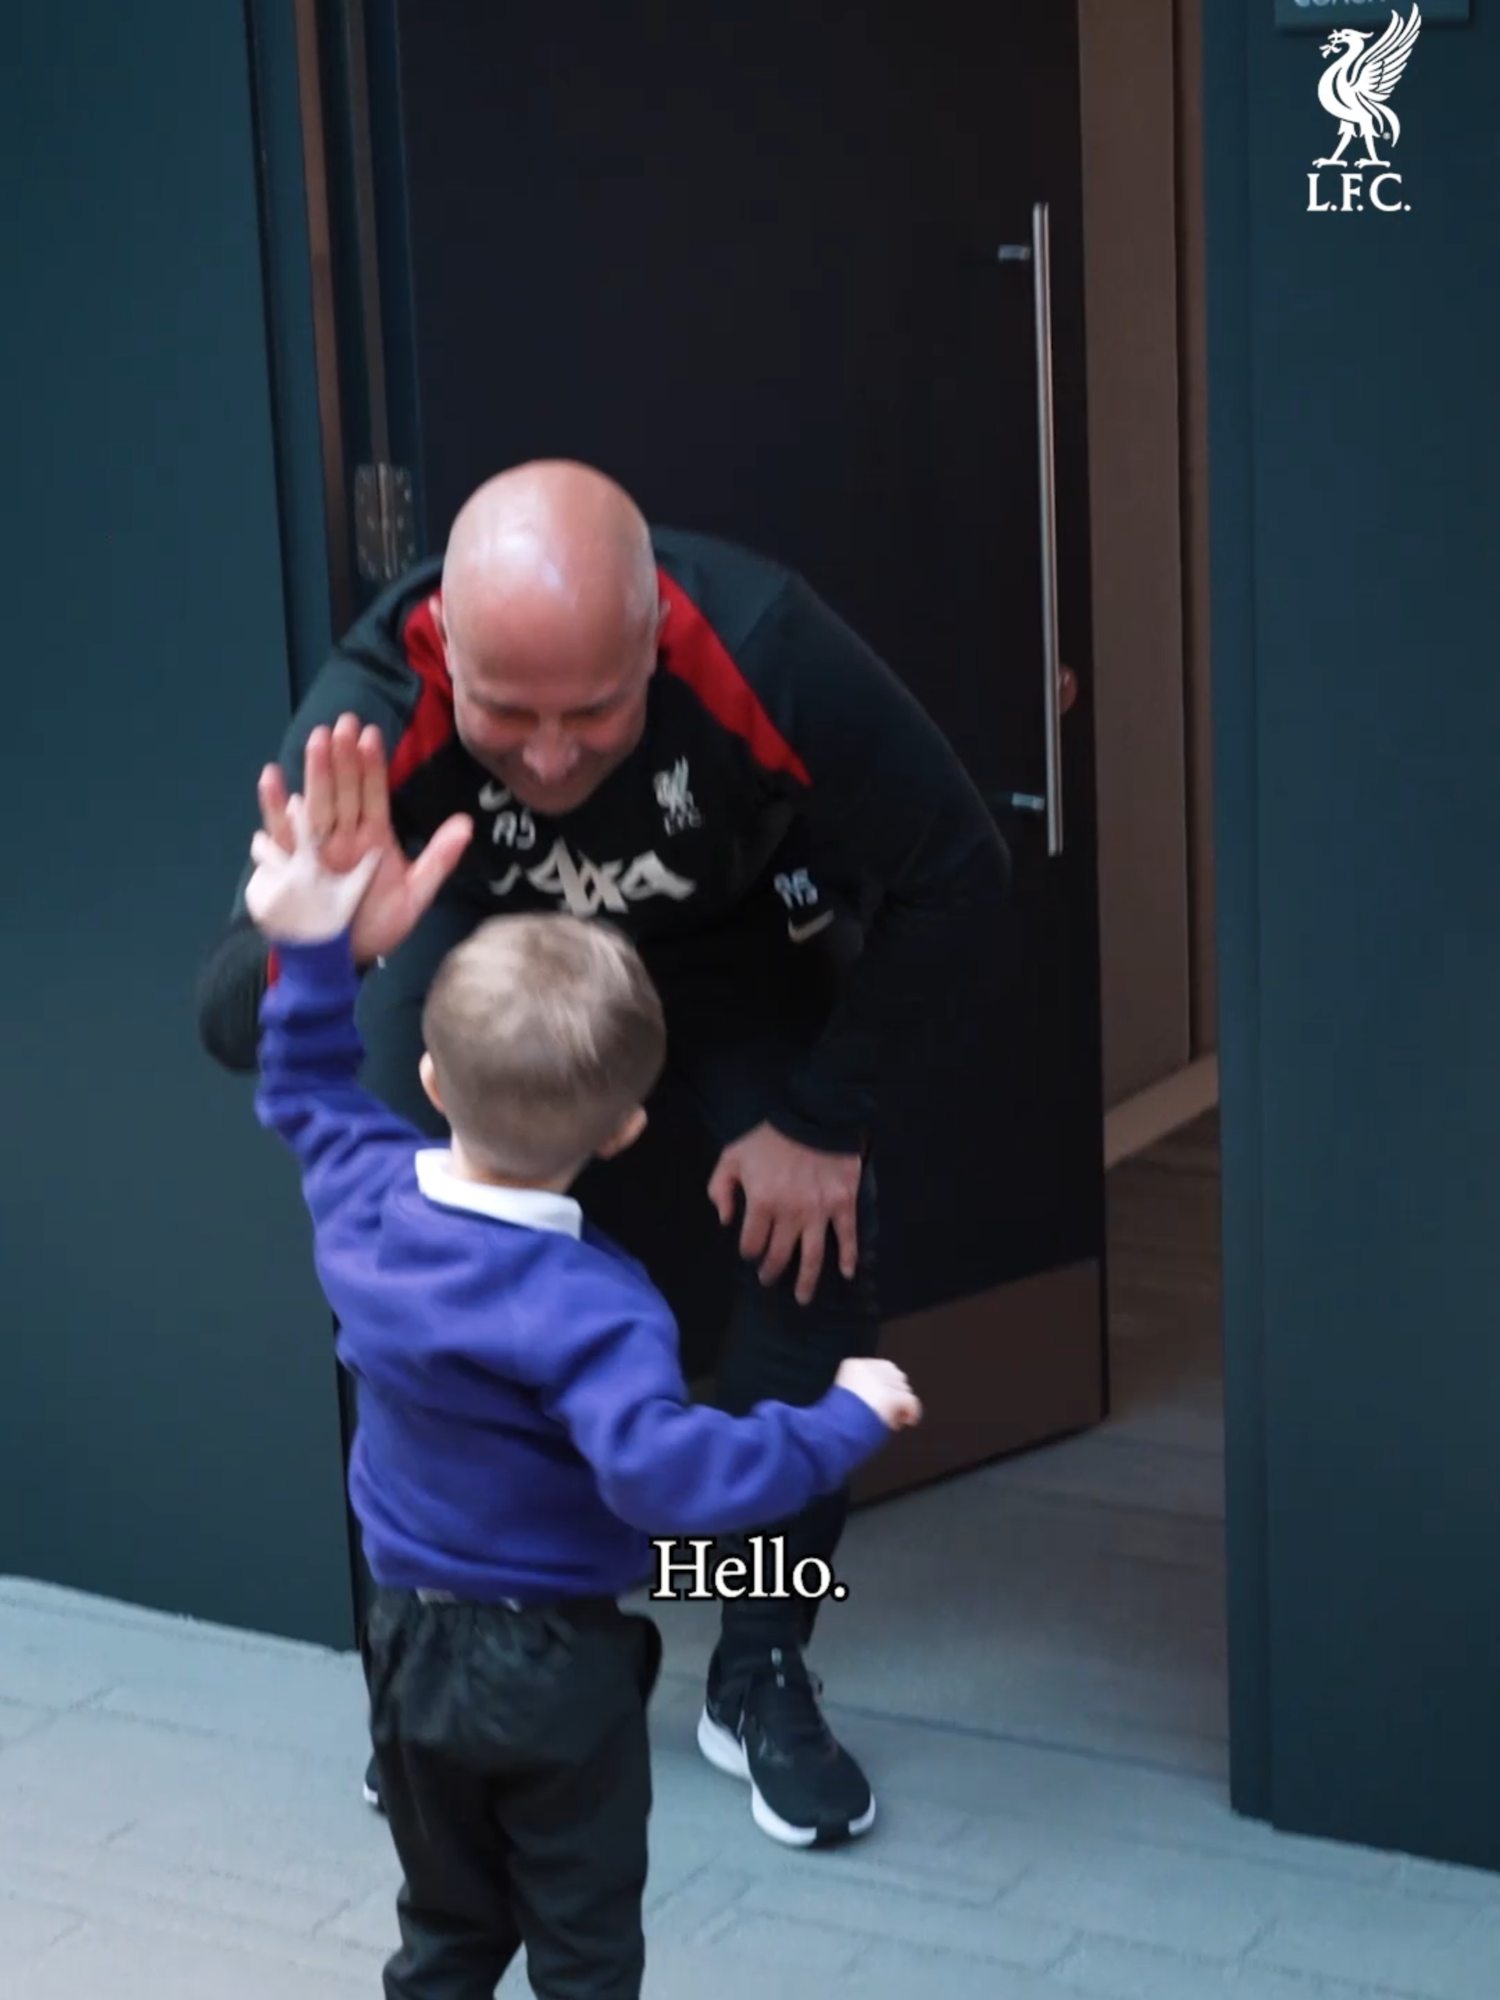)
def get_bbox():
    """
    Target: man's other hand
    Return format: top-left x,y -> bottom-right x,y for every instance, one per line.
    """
258,713 -> 472,964
707,1123 -> 862,1305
